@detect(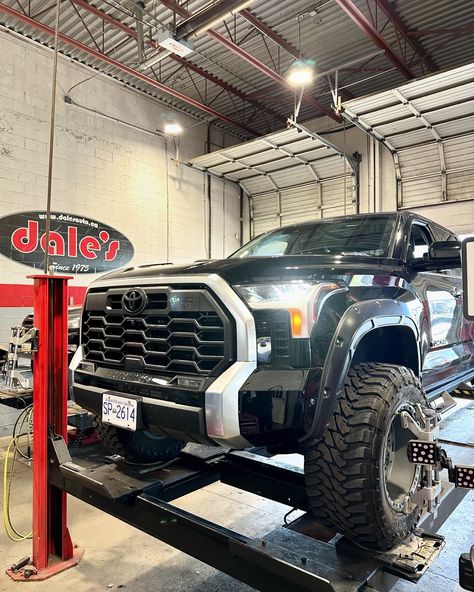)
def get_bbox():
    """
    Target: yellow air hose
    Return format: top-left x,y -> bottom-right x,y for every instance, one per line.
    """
3,406 -> 33,541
